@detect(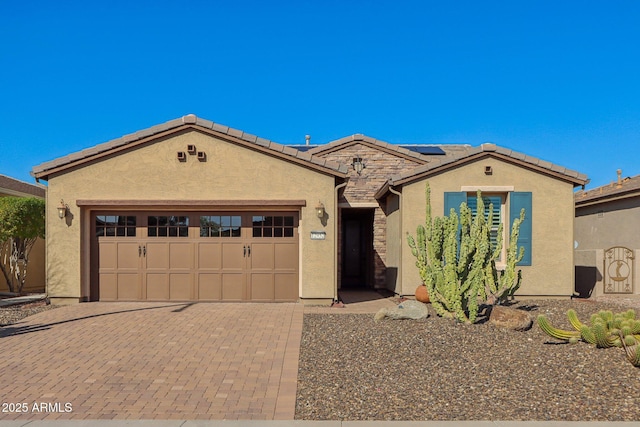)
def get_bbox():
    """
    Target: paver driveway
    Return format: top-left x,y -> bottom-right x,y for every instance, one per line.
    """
0,302 -> 303,421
